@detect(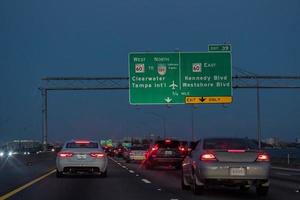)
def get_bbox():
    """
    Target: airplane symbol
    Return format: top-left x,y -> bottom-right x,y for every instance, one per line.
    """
169,81 -> 178,90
